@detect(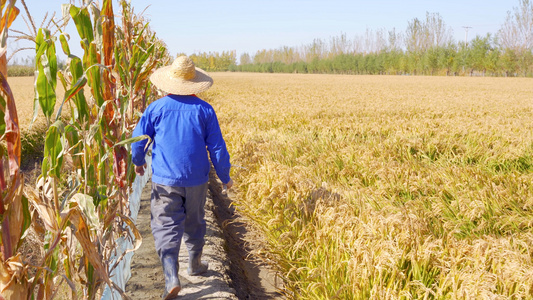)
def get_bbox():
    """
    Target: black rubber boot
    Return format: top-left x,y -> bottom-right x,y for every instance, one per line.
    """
162,255 -> 181,300
187,251 -> 208,276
